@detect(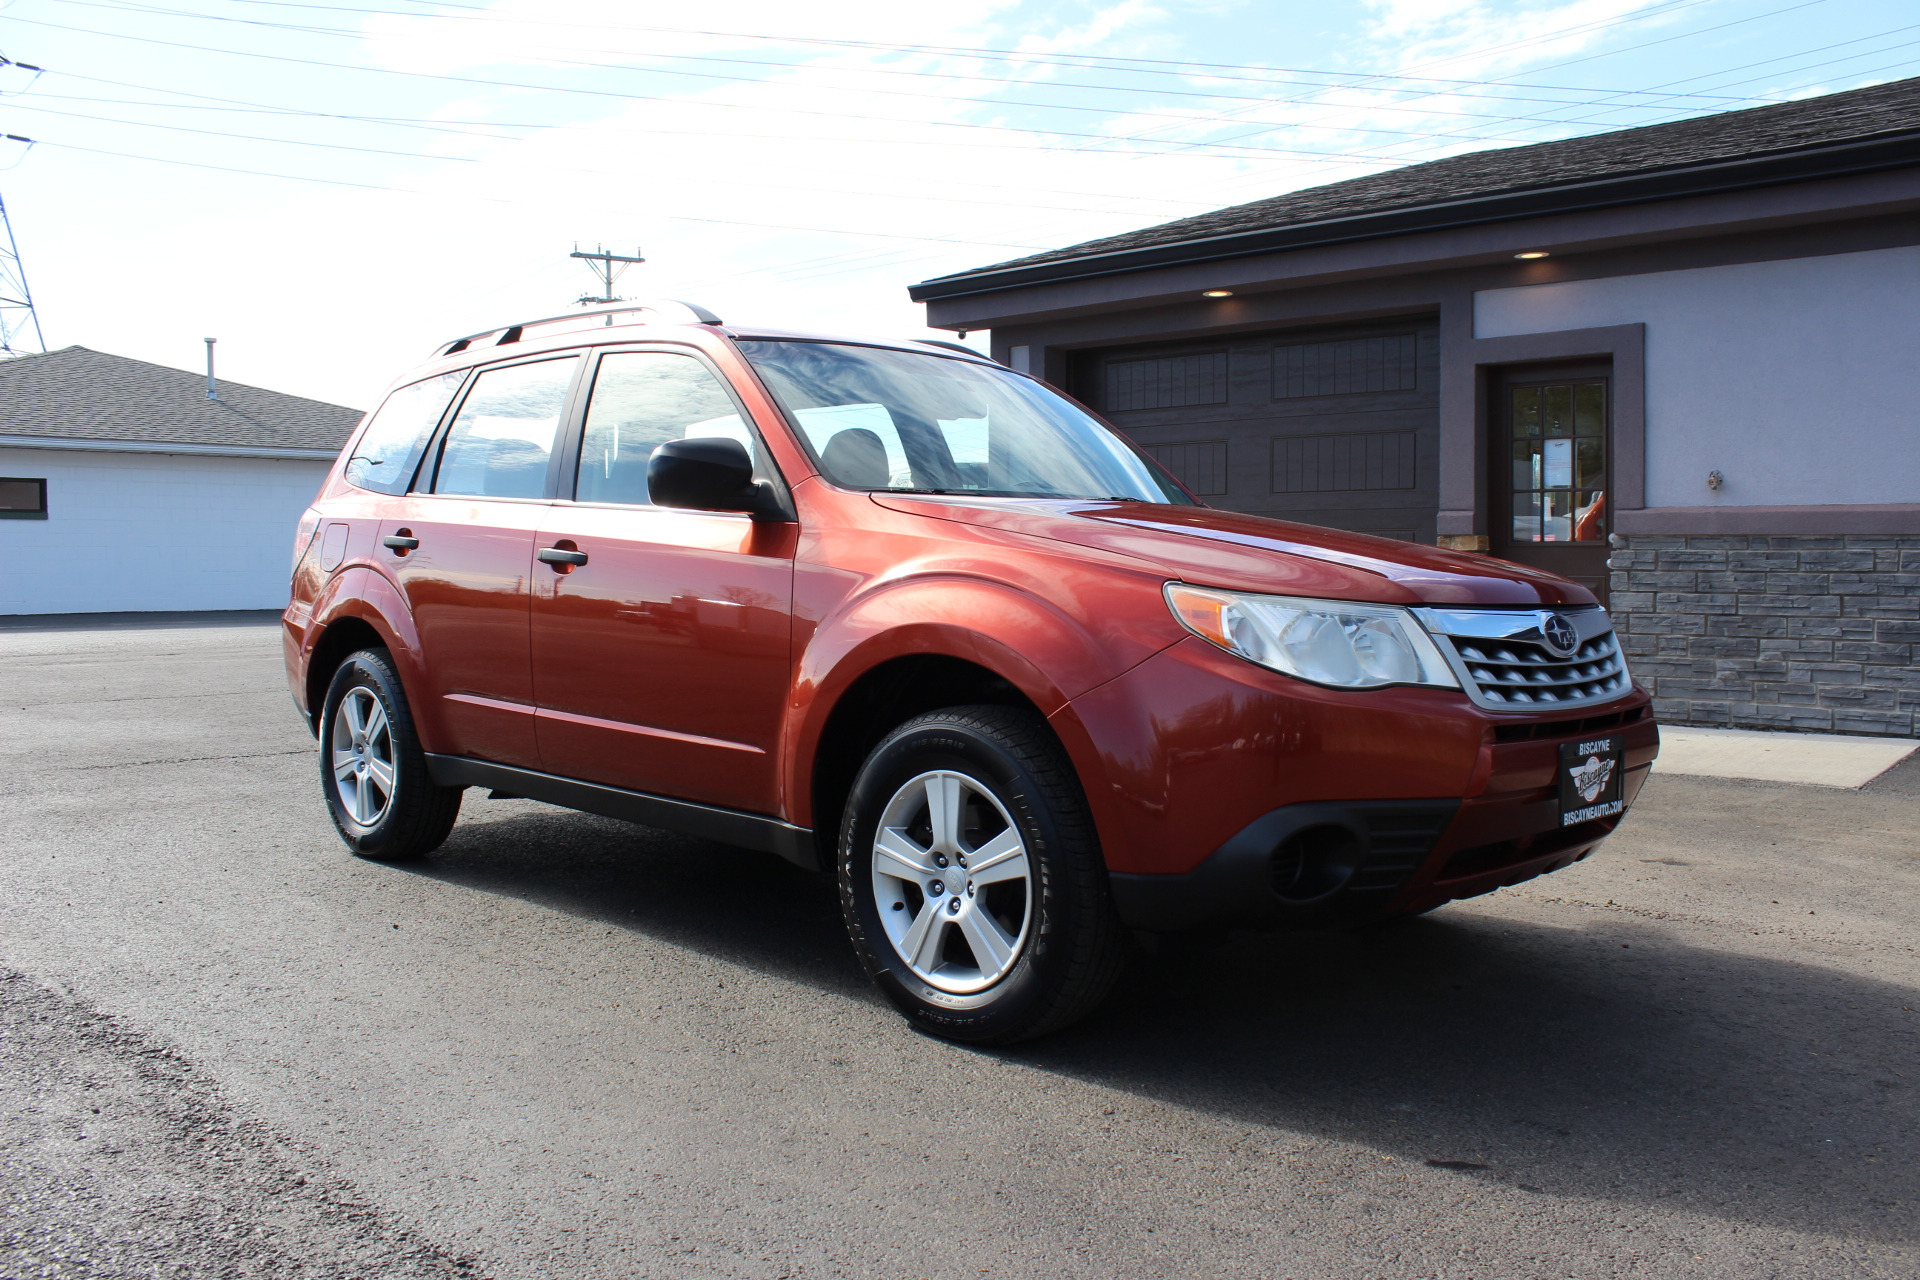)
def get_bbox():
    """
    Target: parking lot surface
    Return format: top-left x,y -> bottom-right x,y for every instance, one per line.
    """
2,615 -> 1916,1279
